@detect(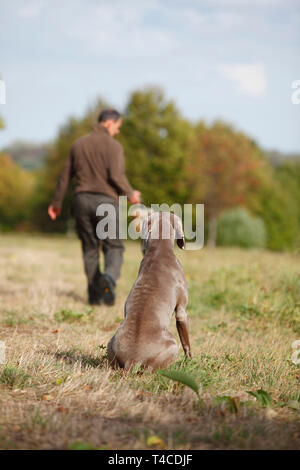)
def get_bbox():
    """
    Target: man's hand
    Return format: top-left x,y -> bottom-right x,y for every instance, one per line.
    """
129,190 -> 141,205
48,205 -> 61,220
